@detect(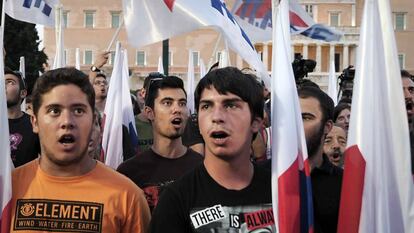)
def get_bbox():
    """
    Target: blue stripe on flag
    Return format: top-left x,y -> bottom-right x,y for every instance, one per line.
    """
23,0 -> 33,8
299,170 -> 314,233
42,4 -> 52,16
34,0 -> 42,8
128,122 -> 138,148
